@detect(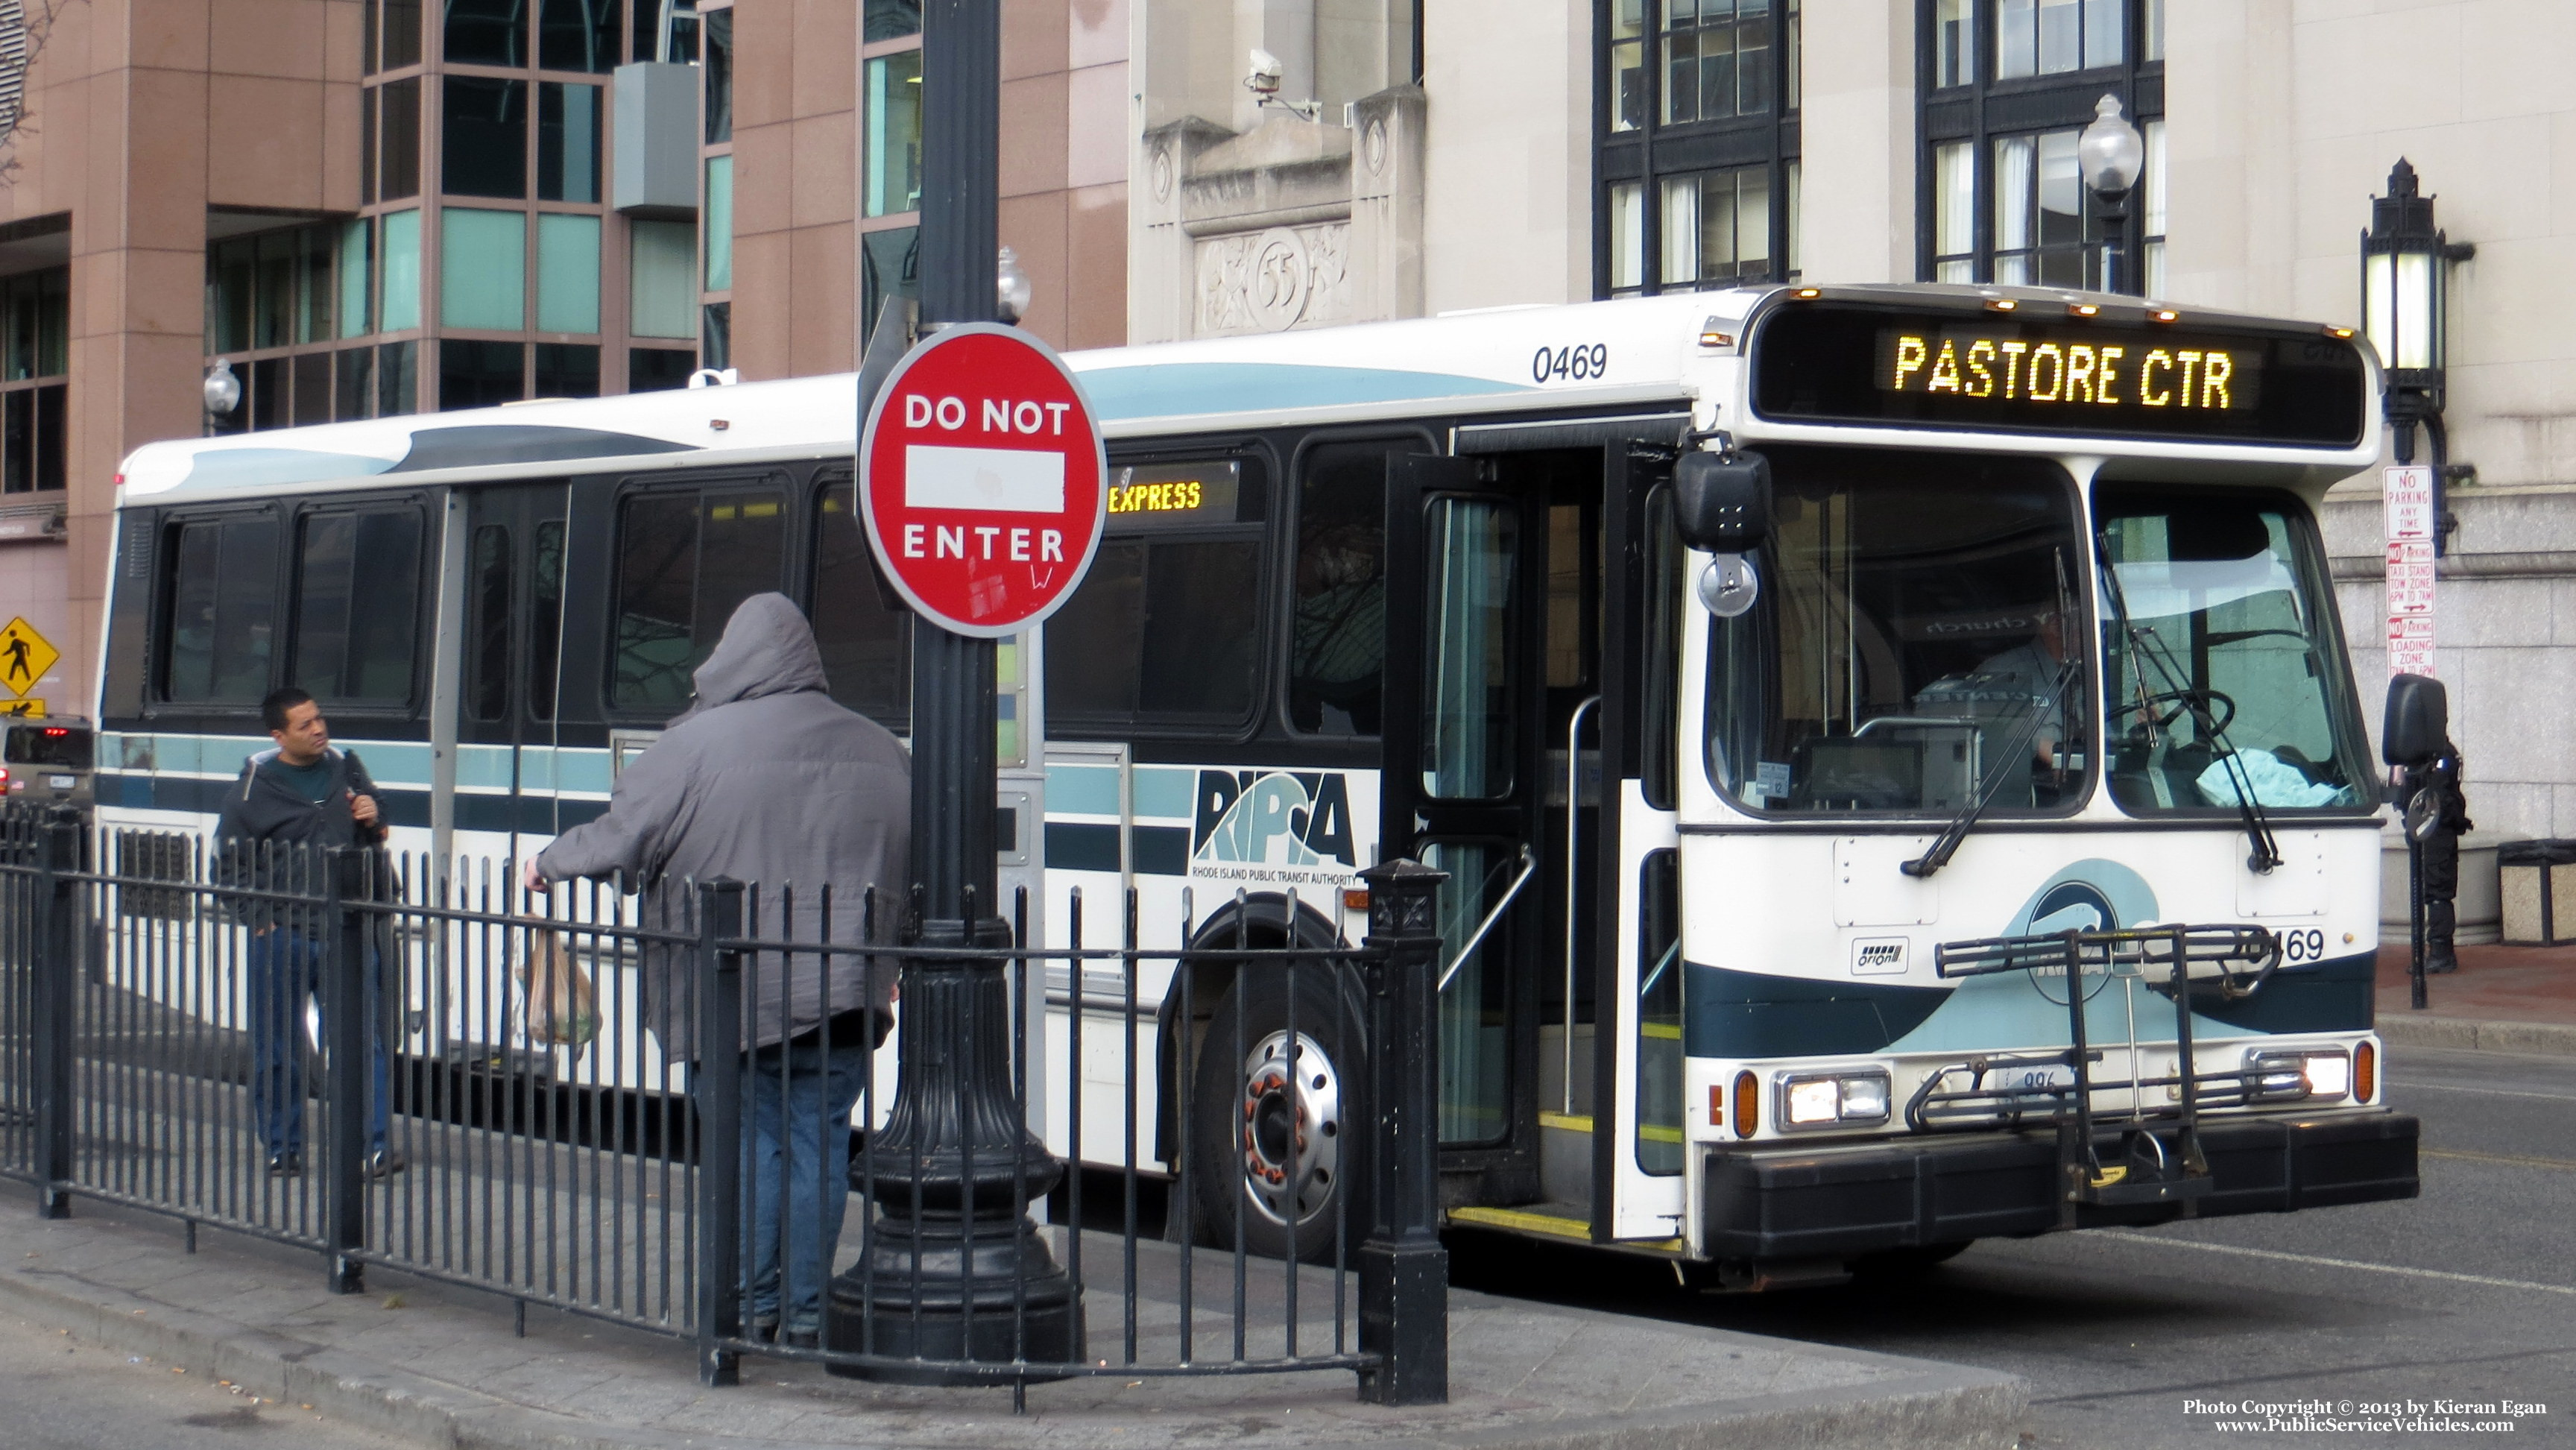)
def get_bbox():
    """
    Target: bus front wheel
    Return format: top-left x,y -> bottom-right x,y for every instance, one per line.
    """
1187,971 -> 1369,1264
